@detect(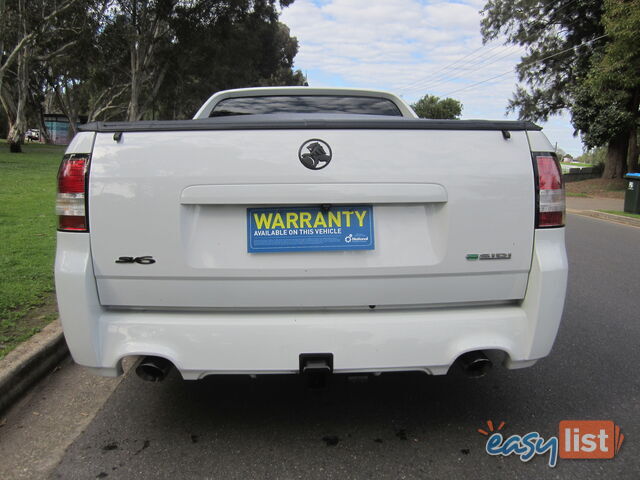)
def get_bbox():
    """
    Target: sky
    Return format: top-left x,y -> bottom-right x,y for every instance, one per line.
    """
280,0 -> 583,156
